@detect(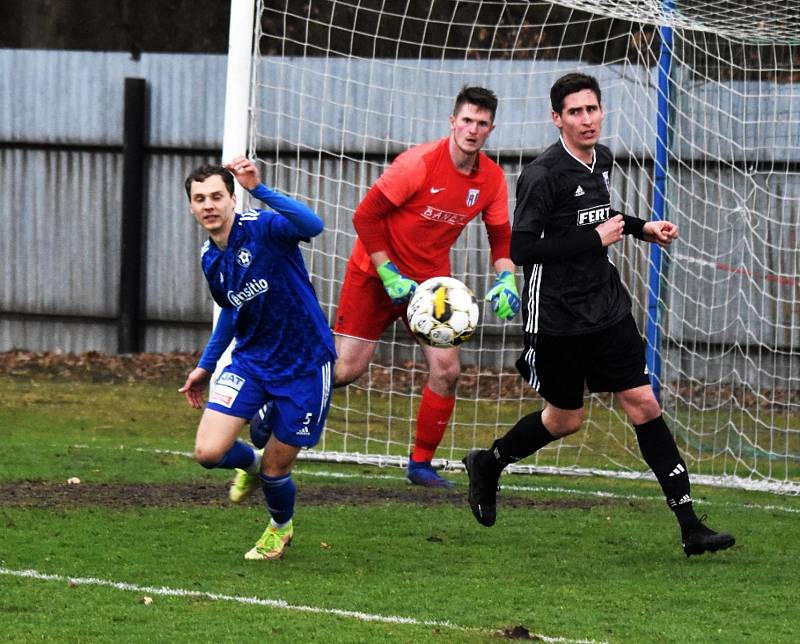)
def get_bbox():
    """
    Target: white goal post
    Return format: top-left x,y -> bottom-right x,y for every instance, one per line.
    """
233,0 -> 800,494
